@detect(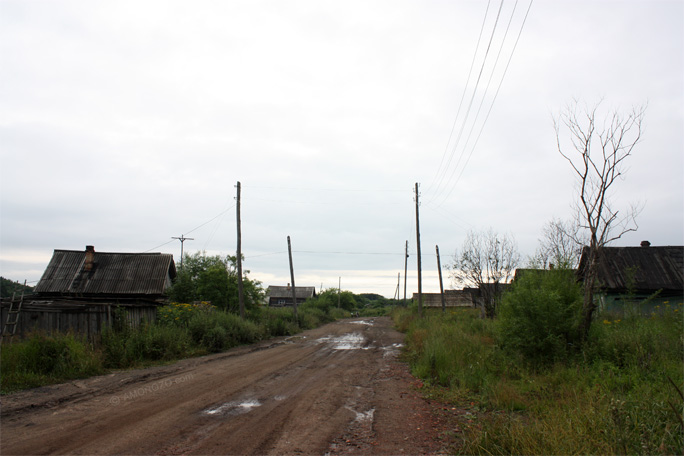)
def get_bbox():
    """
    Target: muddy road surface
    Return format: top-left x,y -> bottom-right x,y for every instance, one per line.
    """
1,317 -> 445,455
